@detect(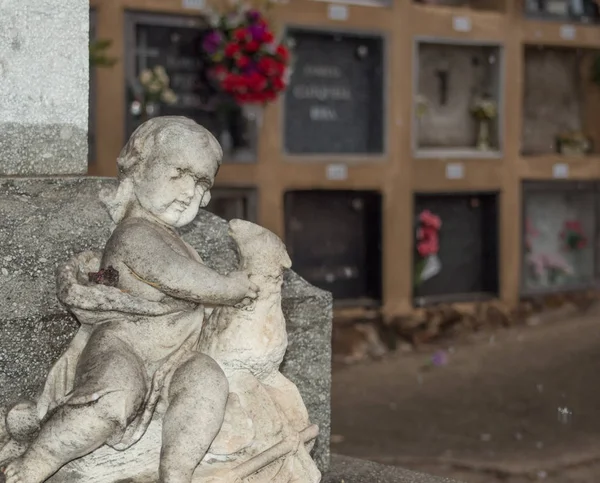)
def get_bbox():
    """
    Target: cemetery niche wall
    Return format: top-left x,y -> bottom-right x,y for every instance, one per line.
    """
414,41 -> 503,157
203,187 -> 258,222
524,0 -> 600,23
284,190 -> 383,305
522,181 -> 597,293
522,46 -> 597,156
125,12 -> 256,162
413,192 -> 499,305
283,28 -> 385,156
